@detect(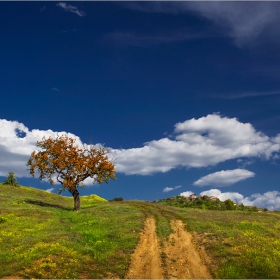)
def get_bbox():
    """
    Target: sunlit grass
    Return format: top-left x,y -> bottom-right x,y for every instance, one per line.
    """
2,184 -> 280,278
168,207 -> 280,279
0,184 -> 144,279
